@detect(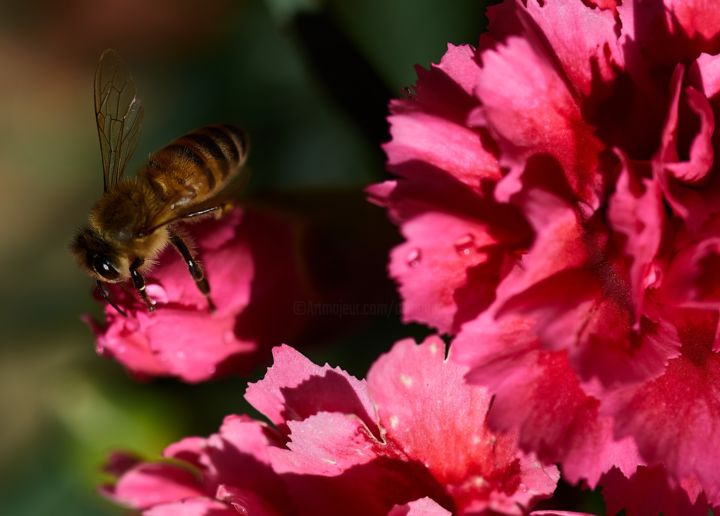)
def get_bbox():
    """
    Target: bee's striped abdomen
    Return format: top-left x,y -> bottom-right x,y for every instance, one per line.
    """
142,124 -> 248,204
